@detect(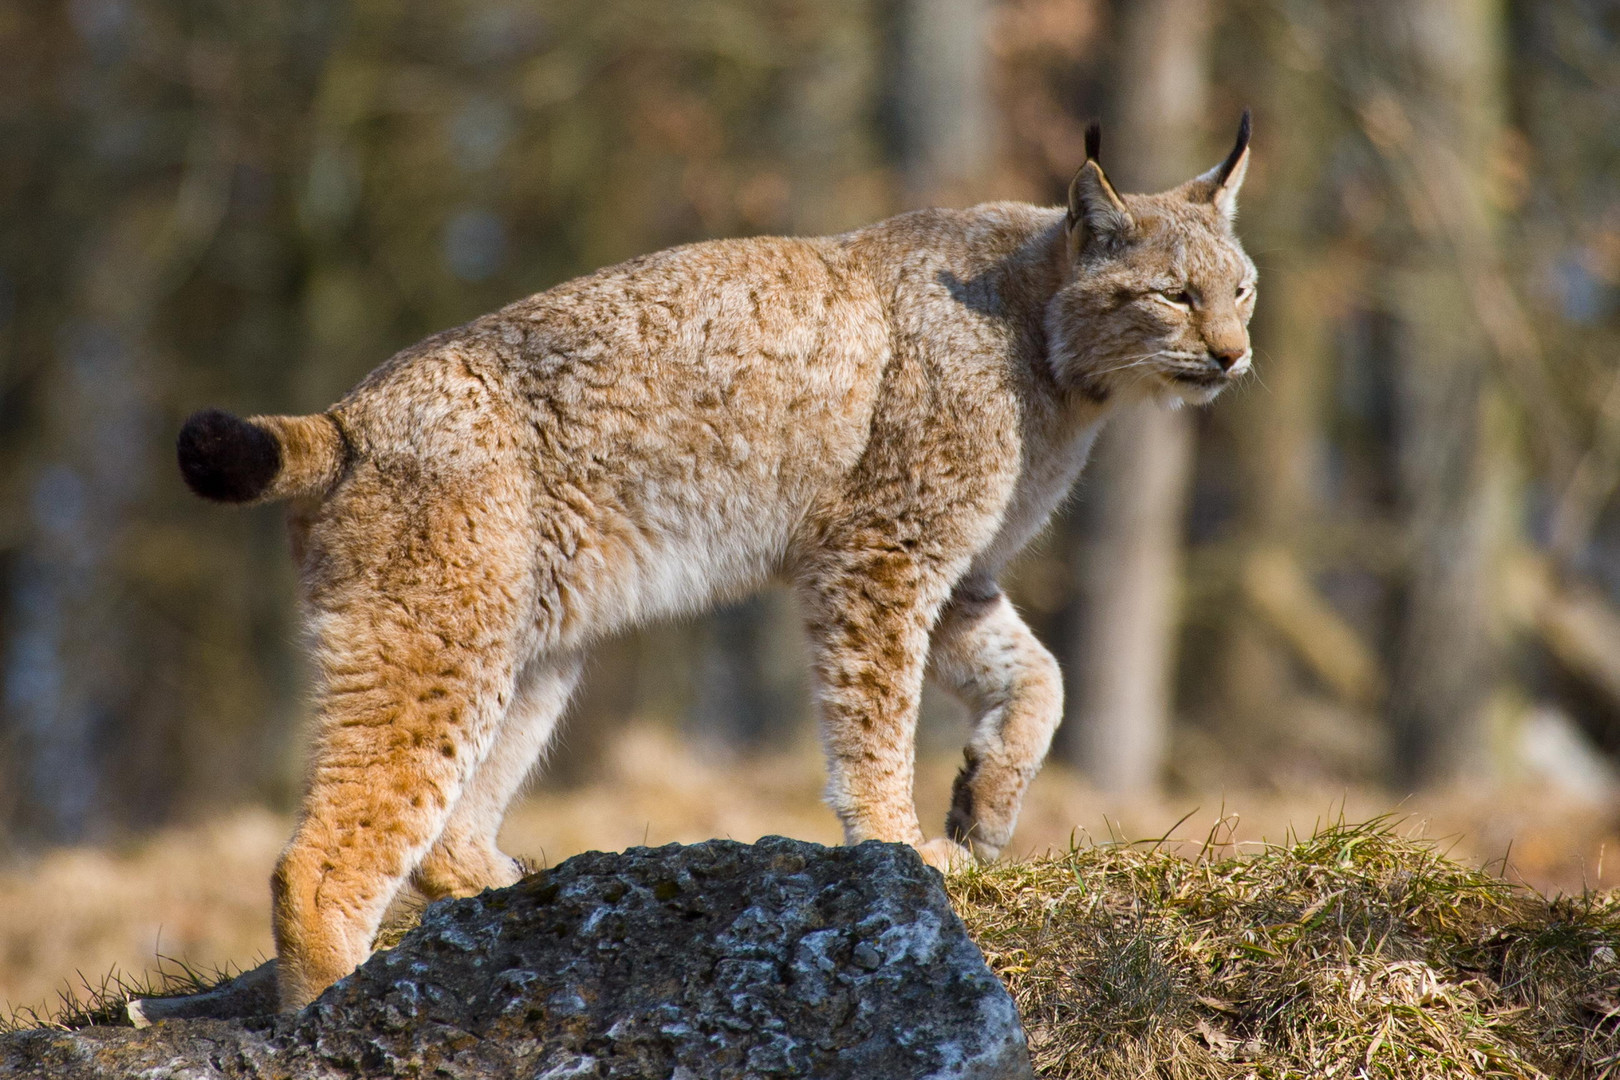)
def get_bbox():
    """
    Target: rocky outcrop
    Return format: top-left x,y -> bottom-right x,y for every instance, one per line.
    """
2,837 -> 1031,1079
